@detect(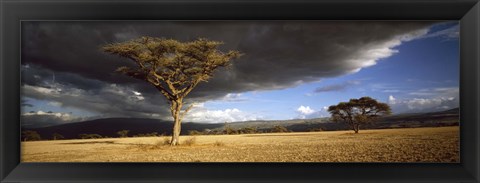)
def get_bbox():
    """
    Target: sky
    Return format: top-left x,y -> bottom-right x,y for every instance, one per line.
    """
20,21 -> 459,127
